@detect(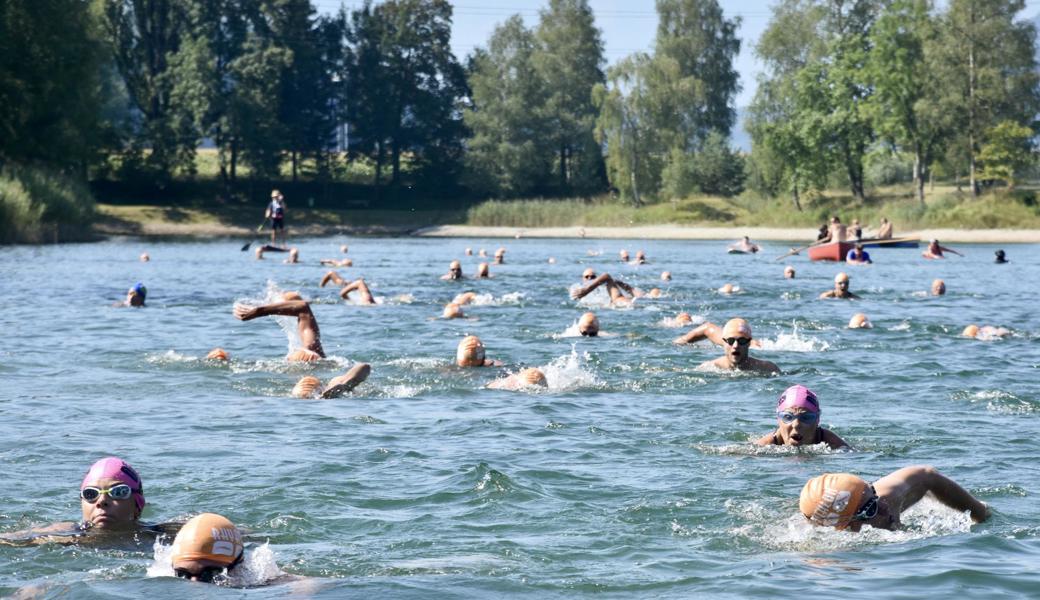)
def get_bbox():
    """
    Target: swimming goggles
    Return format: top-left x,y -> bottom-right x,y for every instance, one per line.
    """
723,337 -> 752,347
175,566 -> 225,583
81,484 -> 134,503
853,486 -> 880,521
777,411 -> 819,424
